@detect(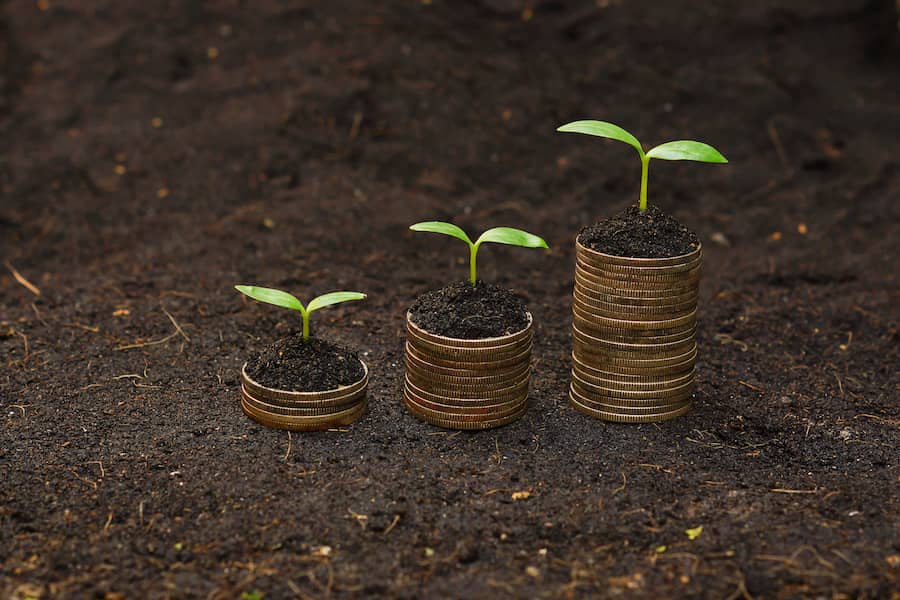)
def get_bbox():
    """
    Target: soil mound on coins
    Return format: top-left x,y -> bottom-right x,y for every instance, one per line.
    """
410,281 -> 529,339
579,205 -> 700,258
246,336 -> 364,391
